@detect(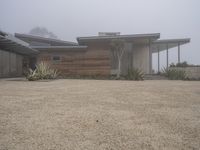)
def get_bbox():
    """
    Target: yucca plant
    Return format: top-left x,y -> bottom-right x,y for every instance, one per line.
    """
26,69 -> 39,81
26,62 -> 59,81
162,67 -> 187,80
125,68 -> 144,80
